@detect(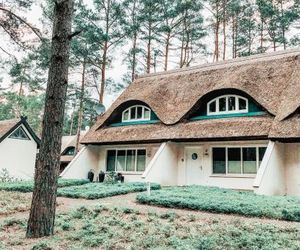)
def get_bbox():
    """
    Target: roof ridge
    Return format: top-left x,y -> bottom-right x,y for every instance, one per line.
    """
138,49 -> 300,79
